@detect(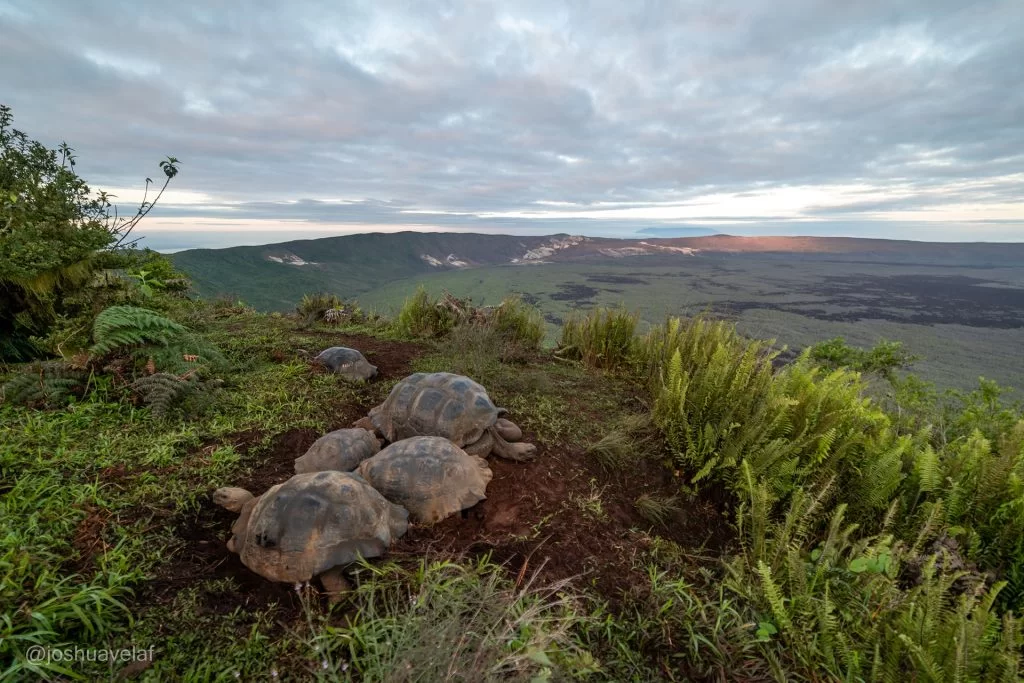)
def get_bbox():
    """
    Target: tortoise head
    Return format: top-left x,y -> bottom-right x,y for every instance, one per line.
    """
213,487 -> 254,512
